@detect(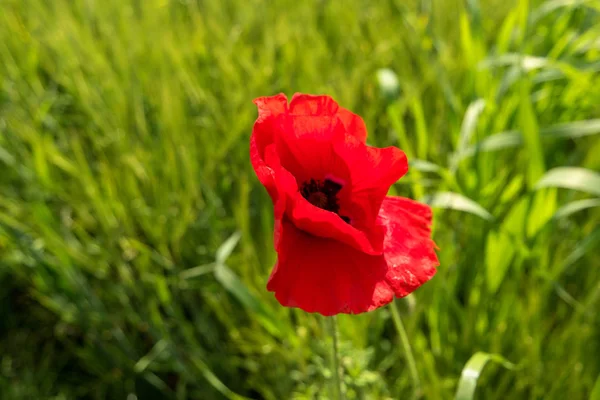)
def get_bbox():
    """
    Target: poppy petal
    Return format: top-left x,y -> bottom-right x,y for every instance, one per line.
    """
274,115 -> 350,188
379,196 -> 439,297
335,137 -> 409,227
267,220 -> 394,316
250,94 -> 289,204
263,144 -> 385,255
254,94 -> 288,119
289,93 -> 368,142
